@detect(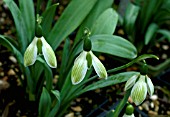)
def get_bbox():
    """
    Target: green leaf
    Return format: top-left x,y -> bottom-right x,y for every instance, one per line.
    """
80,72 -> 140,93
157,29 -> 170,42
48,0 -> 98,50
39,87 -> 51,117
138,0 -> 163,33
37,57 -> 53,91
36,0 -> 43,14
91,8 -> 118,35
144,23 -> 159,45
19,0 -> 35,42
74,0 -> 114,45
42,3 -> 59,37
91,34 -> 137,59
4,0 -> 27,53
124,2 -> 139,36
48,90 -> 60,117
59,38 -> 70,77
